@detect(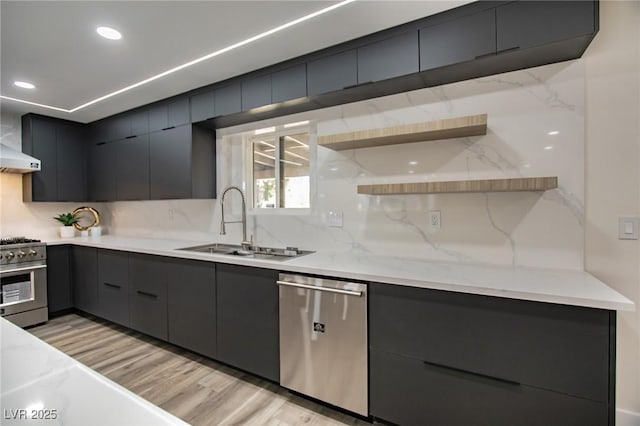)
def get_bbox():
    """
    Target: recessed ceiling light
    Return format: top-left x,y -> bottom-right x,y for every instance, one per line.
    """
408,160 -> 418,166
408,170 -> 415,174
547,130 -> 559,136
14,81 -> 35,89
544,145 -> 554,150
97,26 -> 122,40
284,121 -> 310,128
